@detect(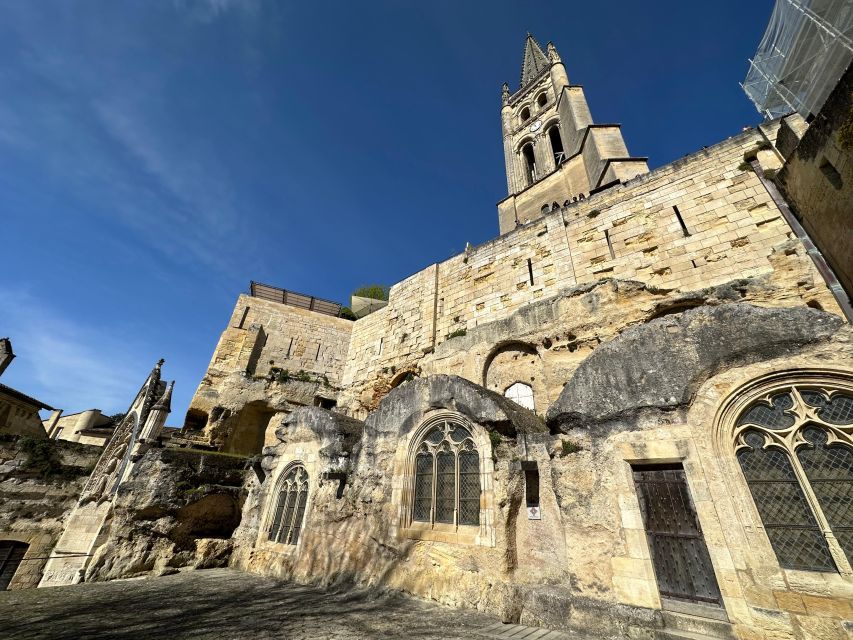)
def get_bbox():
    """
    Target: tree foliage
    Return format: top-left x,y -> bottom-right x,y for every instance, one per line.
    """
352,284 -> 389,301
